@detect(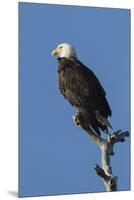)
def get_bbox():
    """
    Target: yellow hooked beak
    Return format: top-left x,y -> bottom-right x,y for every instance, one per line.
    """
51,47 -> 61,56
